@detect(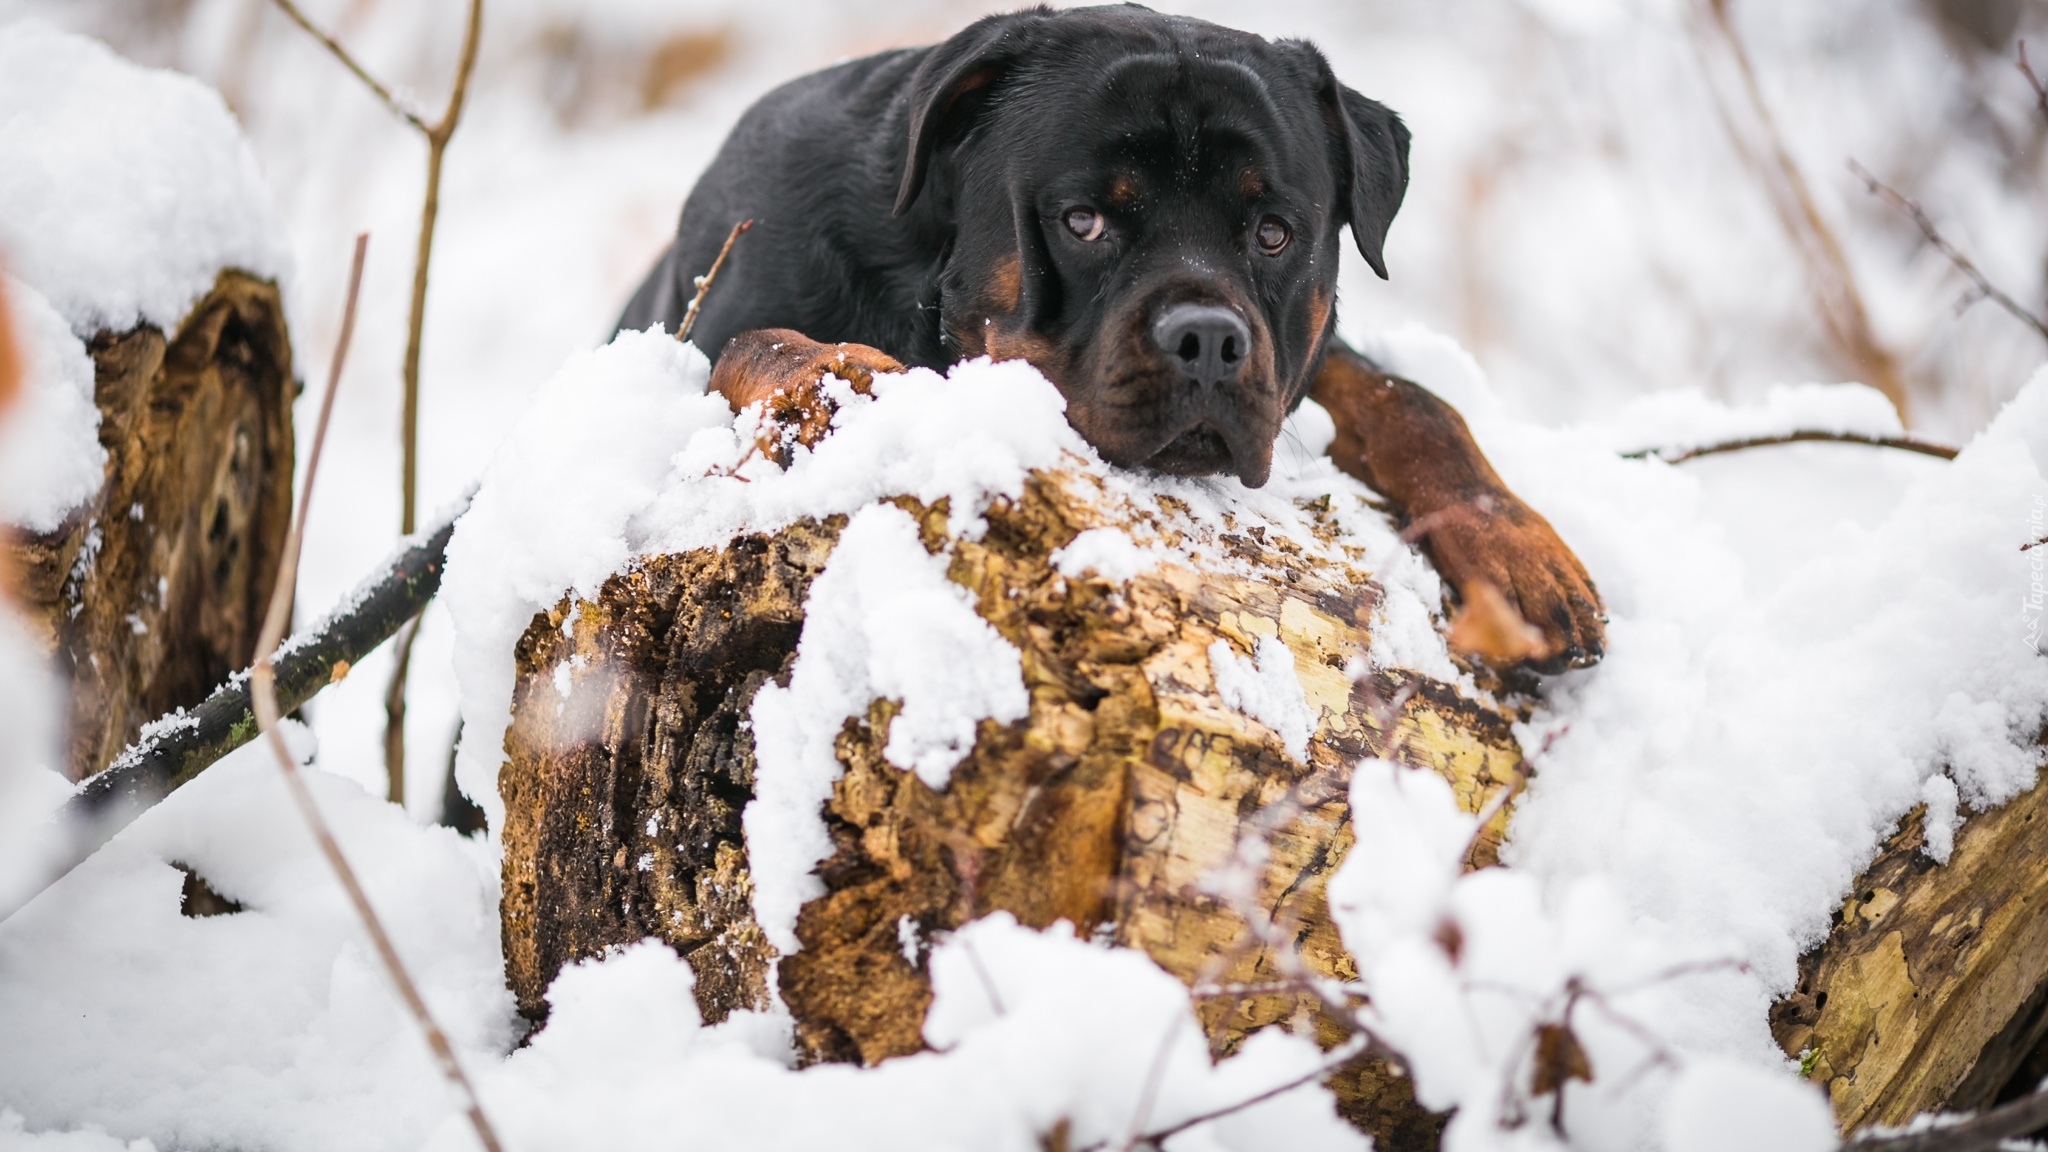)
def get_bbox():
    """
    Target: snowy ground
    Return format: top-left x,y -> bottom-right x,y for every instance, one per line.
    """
2,2 -> 2047,1150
